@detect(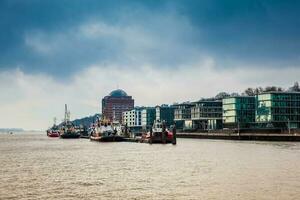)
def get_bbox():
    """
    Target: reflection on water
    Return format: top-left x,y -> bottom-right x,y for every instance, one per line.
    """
0,132 -> 300,199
